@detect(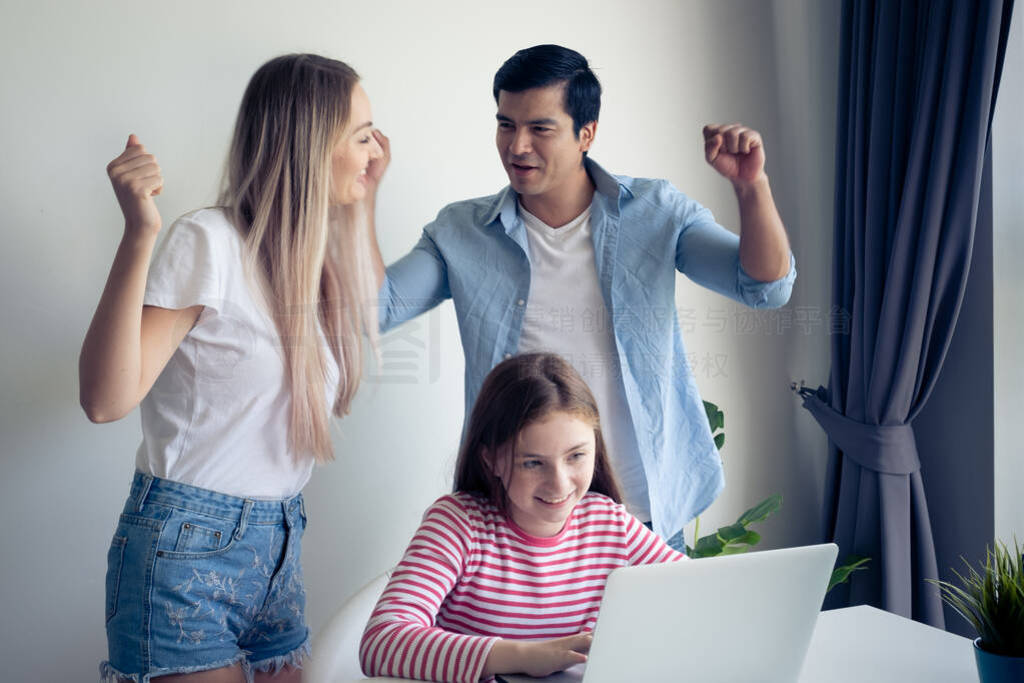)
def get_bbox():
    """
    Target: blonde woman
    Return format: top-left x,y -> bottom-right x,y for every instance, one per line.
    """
80,54 -> 387,683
